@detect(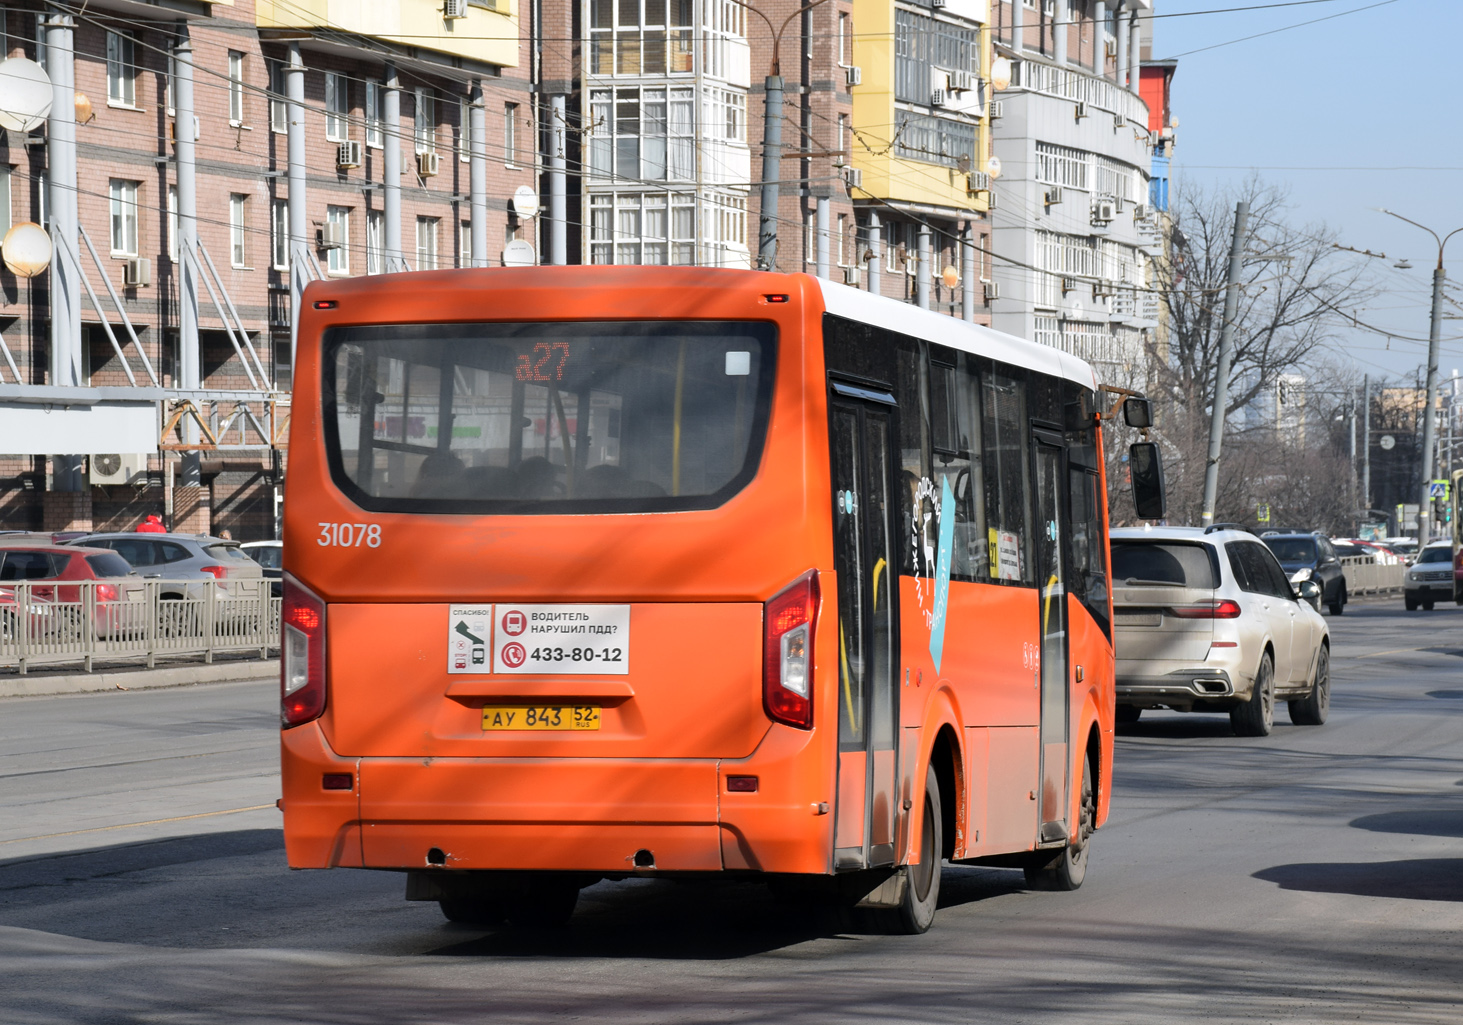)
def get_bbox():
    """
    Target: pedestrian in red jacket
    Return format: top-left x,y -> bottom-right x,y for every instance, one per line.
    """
136,514 -> 166,534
